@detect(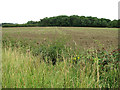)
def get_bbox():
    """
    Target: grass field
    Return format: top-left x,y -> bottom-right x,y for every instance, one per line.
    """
2,27 -> 120,88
